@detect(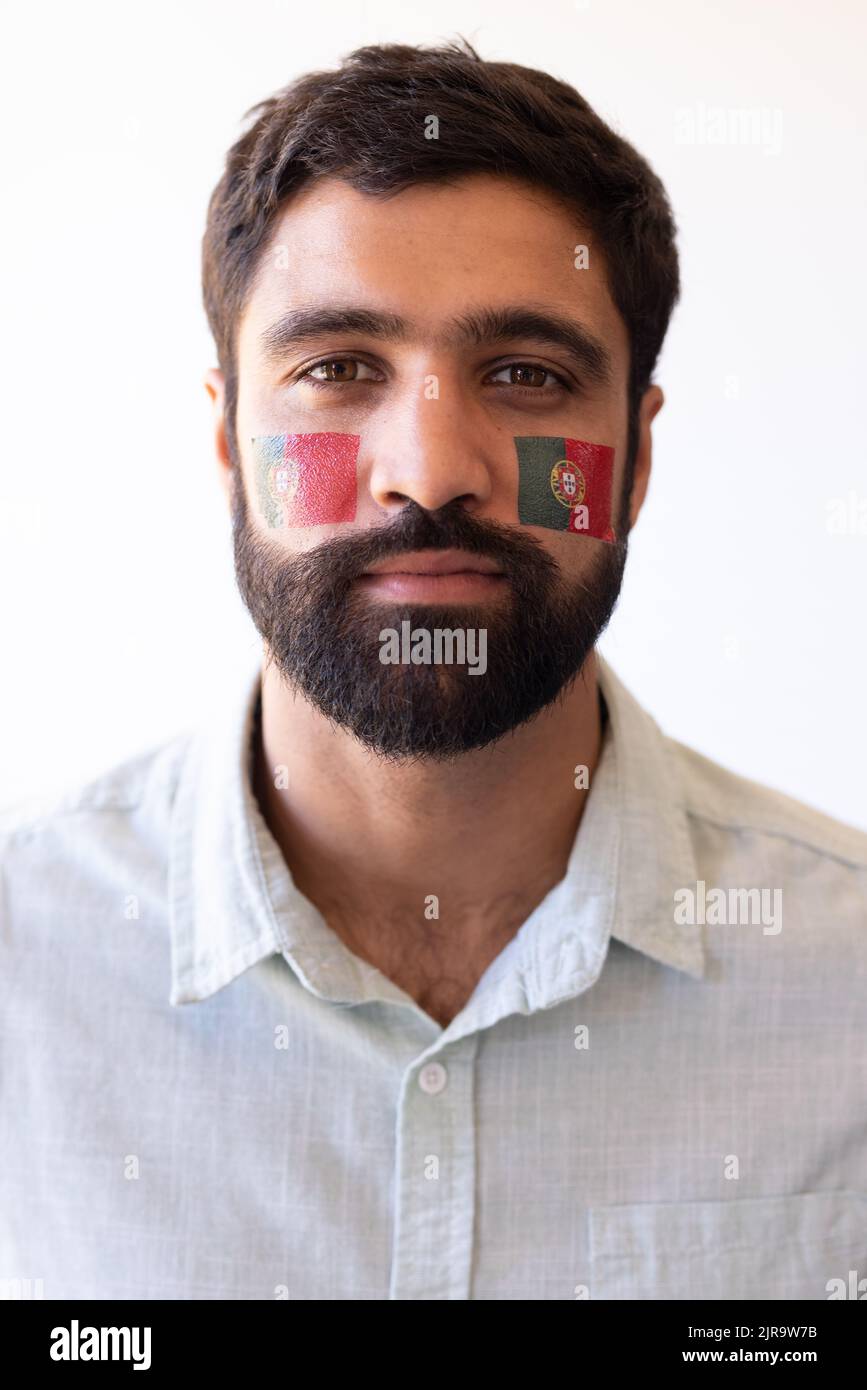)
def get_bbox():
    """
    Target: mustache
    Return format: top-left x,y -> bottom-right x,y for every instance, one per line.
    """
249,497 -> 563,601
